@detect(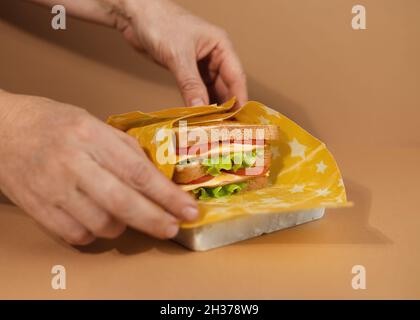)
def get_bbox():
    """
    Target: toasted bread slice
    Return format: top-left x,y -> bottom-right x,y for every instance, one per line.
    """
237,175 -> 268,193
174,121 -> 279,147
174,161 -> 207,184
